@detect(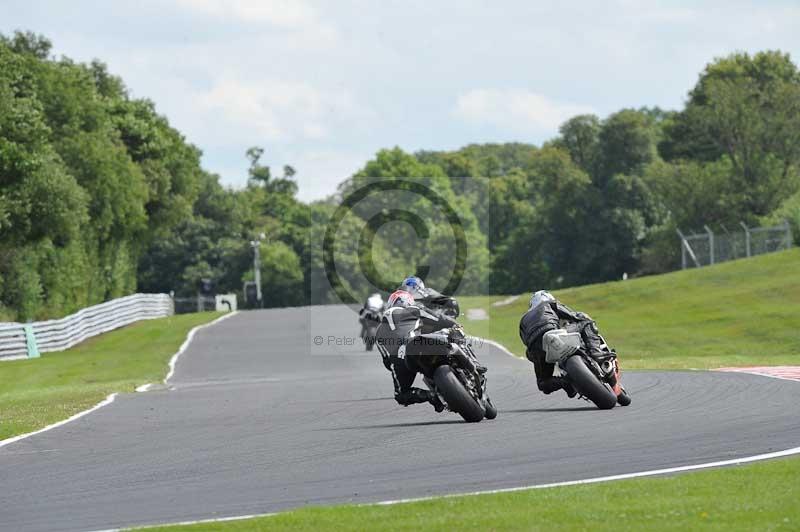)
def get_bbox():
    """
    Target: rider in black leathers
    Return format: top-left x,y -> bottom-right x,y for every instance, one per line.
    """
519,290 -> 608,397
375,290 -> 462,411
